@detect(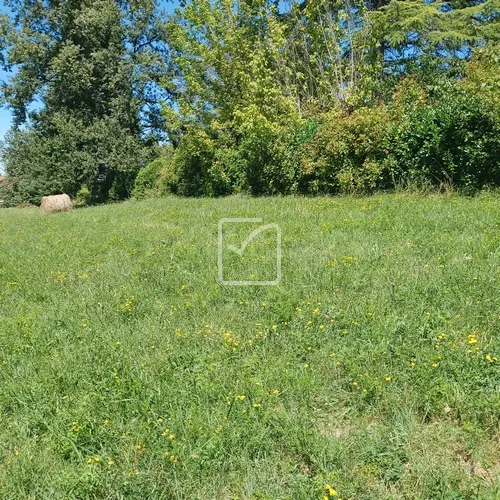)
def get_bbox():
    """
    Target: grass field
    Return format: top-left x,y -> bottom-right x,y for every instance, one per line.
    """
0,193 -> 499,499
